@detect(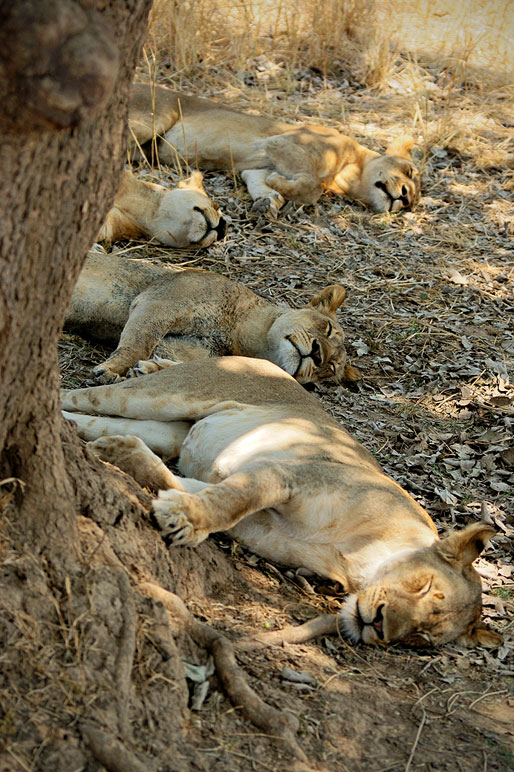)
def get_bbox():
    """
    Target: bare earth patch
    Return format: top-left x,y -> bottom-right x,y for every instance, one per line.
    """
9,35 -> 513,772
